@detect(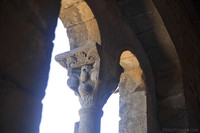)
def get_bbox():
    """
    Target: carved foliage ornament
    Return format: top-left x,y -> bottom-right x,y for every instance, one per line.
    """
55,43 -> 99,69
55,43 -> 100,108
